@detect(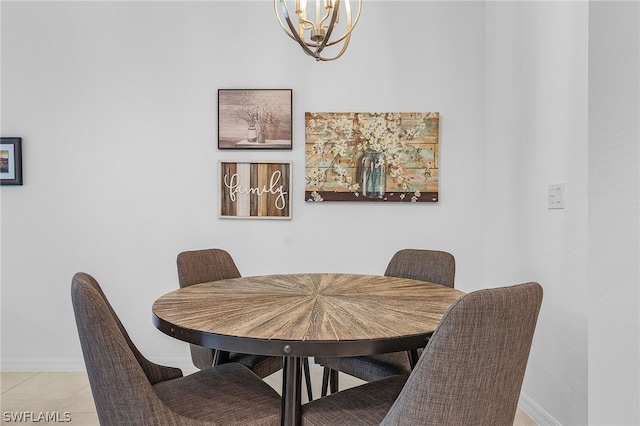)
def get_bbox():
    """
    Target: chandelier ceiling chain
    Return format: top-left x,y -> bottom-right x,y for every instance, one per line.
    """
274,0 -> 362,62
